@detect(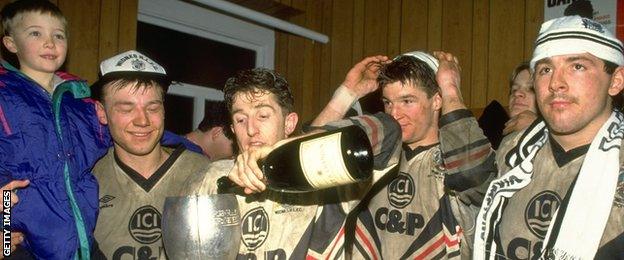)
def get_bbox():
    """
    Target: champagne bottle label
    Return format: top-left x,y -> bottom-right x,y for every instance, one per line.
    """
299,132 -> 355,189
